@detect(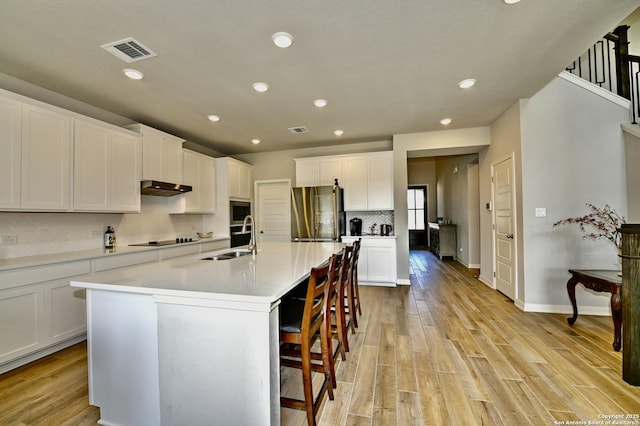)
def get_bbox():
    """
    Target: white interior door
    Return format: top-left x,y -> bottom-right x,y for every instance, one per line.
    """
255,180 -> 291,242
492,155 -> 516,300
